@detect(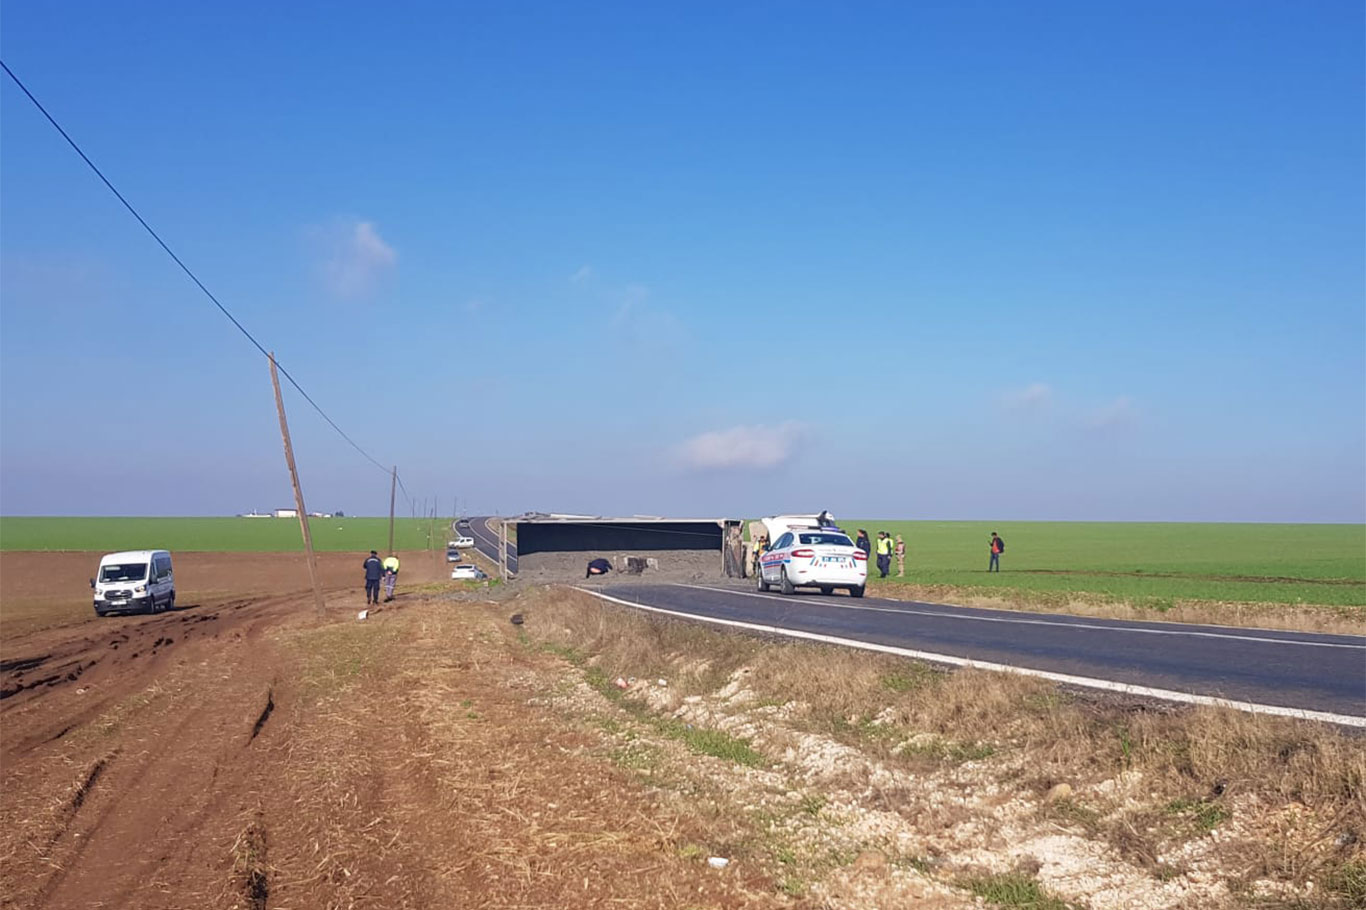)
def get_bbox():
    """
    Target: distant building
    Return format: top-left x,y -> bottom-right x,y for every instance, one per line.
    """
240,511 -> 271,519
273,508 -> 299,519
